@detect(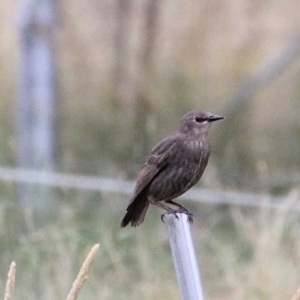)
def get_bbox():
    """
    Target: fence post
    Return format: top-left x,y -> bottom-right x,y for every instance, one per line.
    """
17,0 -> 59,227
163,213 -> 205,300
